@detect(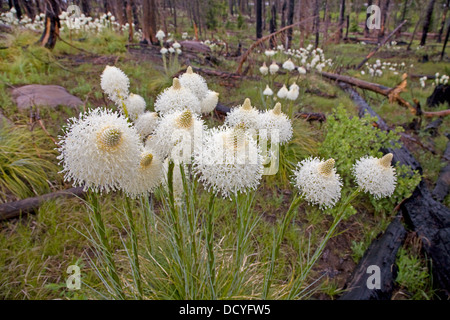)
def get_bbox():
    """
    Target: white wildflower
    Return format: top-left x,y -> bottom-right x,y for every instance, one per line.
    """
193,126 -> 264,198
156,29 -> 165,41
277,85 -> 289,99
224,98 -> 260,130
124,93 -> 146,121
269,62 -> 279,74
200,90 -> 219,113
257,102 -> 293,144
263,85 -> 274,96
154,77 -> 201,115
100,65 -> 130,105
134,111 -> 159,139
57,108 -> 142,194
282,58 -> 295,71
260,62 -> 269,75
292,157 -> 342,209
352,153 -> 397,199
179,66 -> 209,101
